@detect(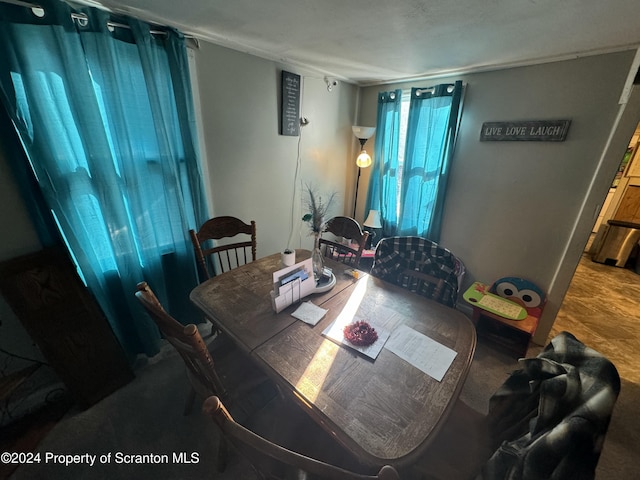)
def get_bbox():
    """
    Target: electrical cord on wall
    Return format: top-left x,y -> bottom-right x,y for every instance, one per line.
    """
286,124 -> 304,252
285,73 -> 307,253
